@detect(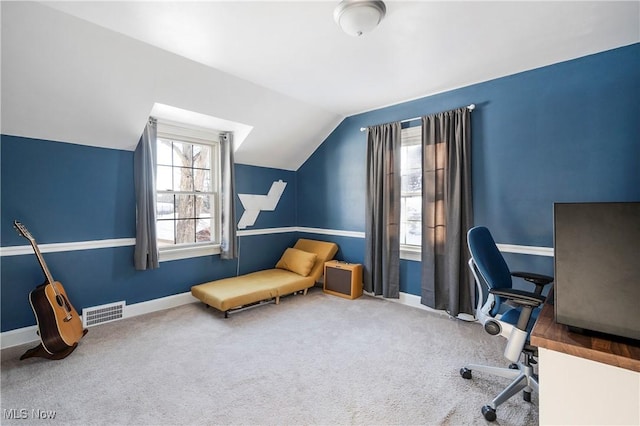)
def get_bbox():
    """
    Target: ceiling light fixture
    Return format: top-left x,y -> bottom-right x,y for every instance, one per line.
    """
334,0 -> 386,37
